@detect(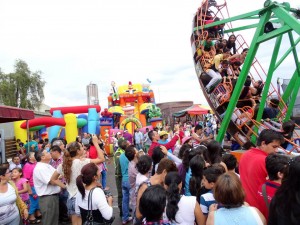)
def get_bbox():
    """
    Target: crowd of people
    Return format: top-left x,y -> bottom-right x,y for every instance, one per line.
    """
0,118 -> 300,225
110,123 -> 299,225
